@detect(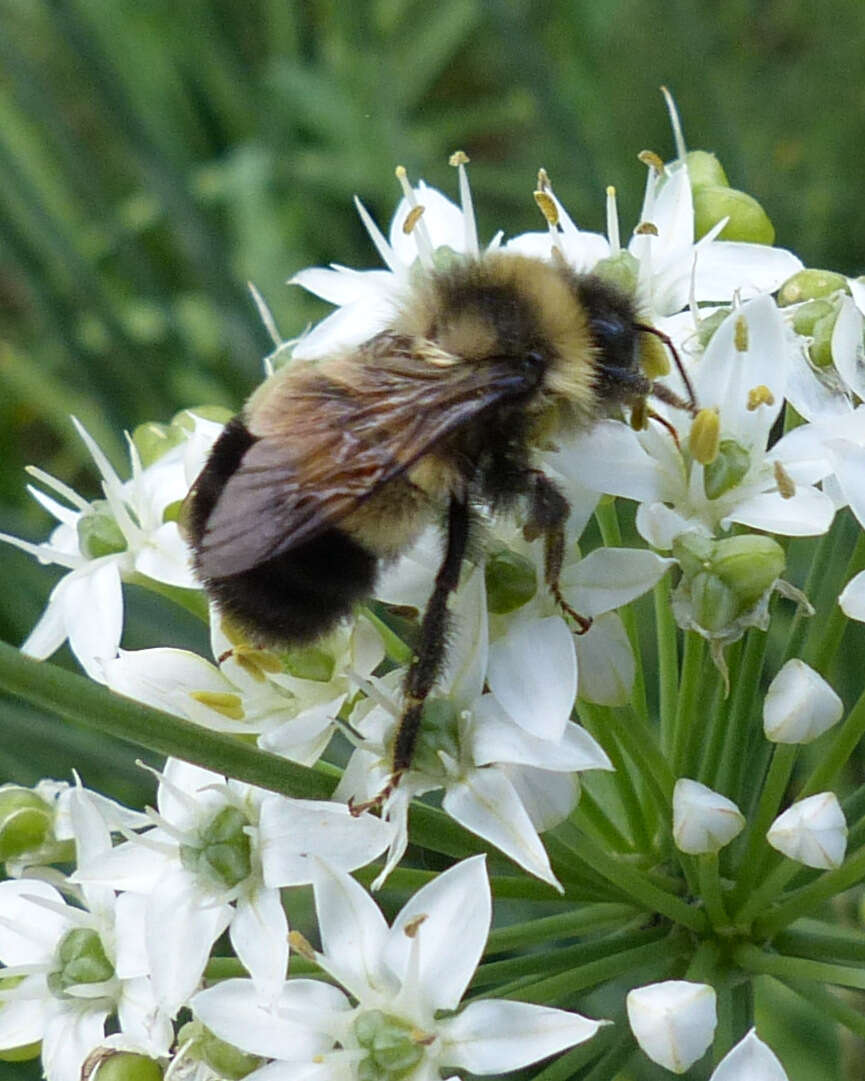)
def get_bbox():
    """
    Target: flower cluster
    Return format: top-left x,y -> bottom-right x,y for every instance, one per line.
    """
2,97 -> 865,1081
